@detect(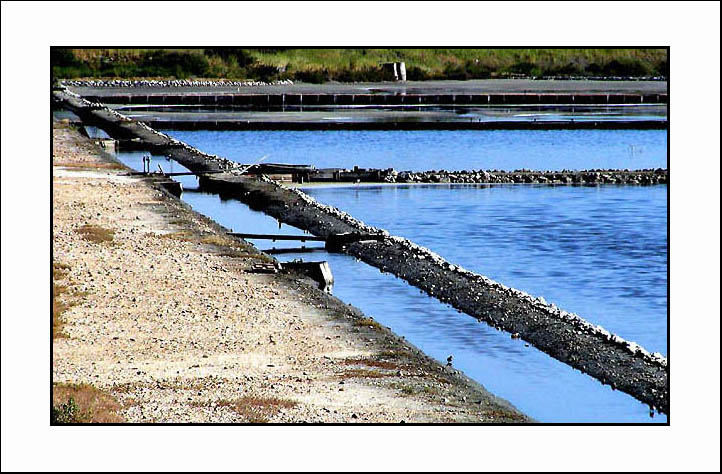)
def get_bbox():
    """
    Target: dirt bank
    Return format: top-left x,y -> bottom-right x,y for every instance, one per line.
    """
52,120 -> 530,423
